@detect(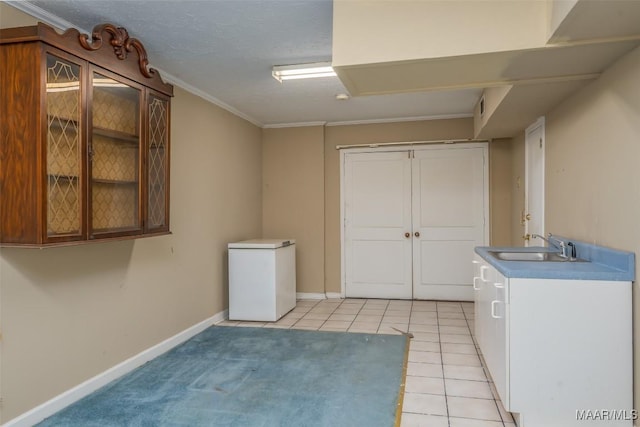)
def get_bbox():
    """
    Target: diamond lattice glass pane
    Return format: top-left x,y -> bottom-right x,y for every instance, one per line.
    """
46,55 -> 81,236
92,184 -> 137,230
91,73 -> 140,232
148,97 -> 168,228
